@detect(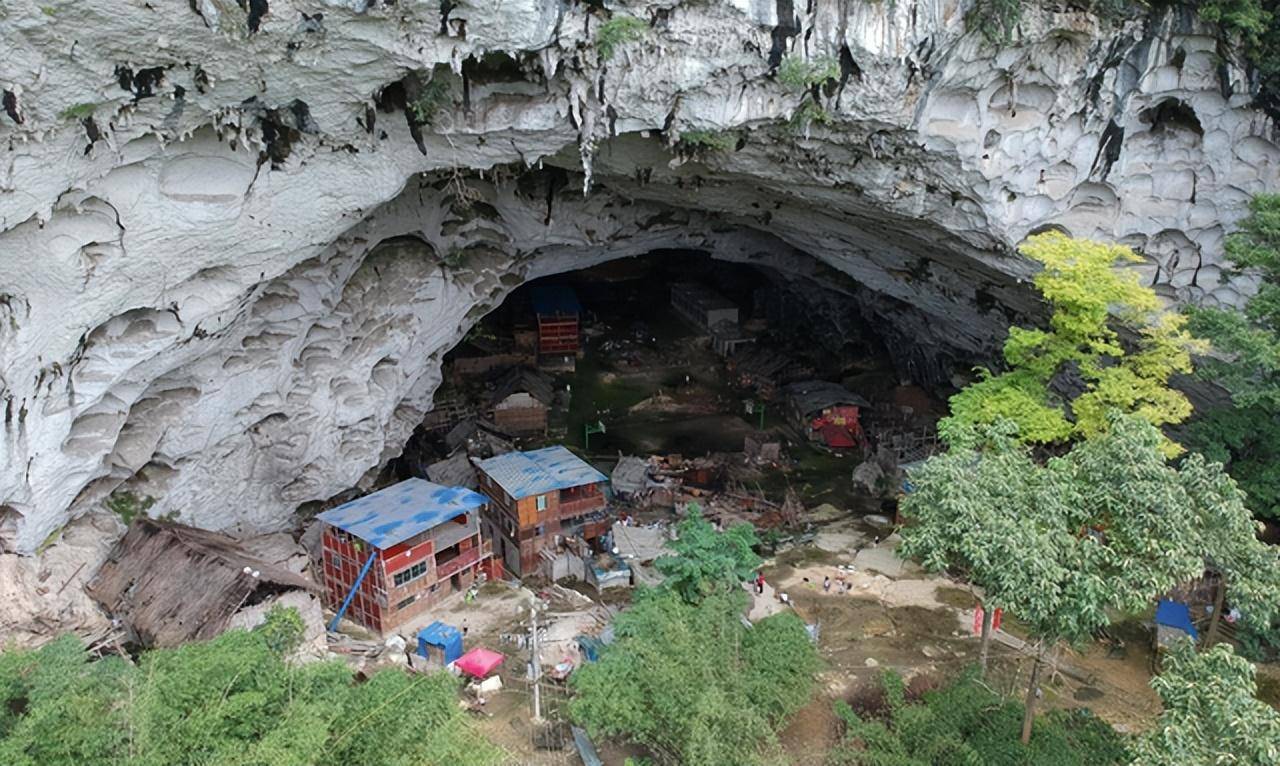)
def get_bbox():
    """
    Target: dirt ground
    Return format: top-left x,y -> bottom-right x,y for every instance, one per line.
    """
755,532 -> 1171,737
